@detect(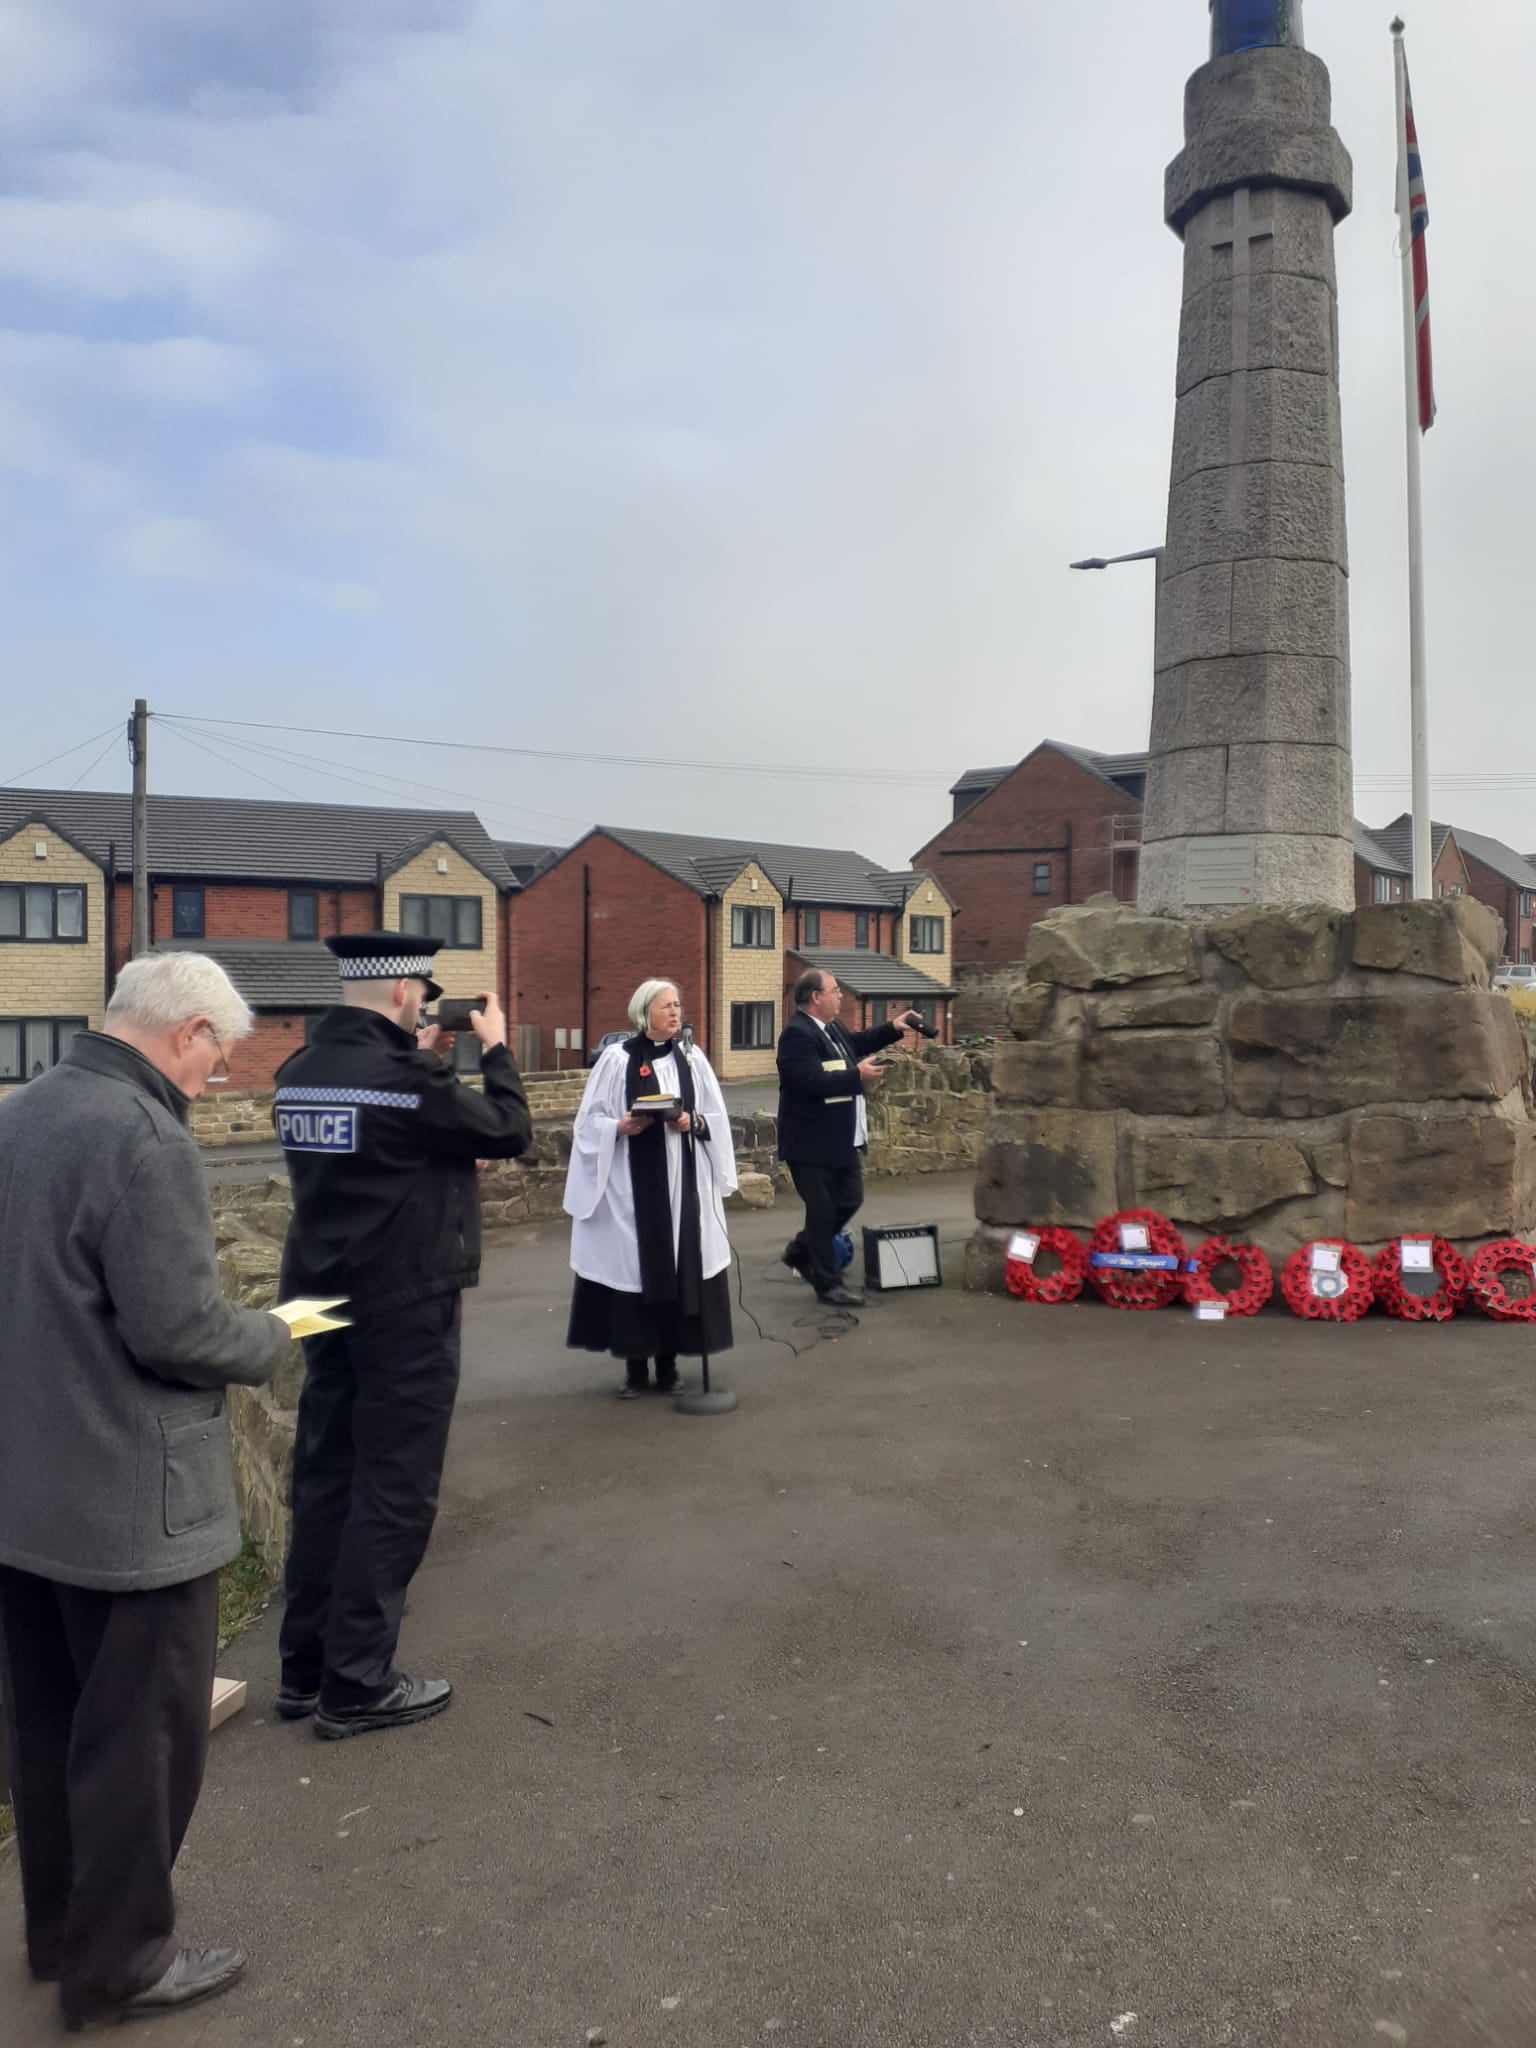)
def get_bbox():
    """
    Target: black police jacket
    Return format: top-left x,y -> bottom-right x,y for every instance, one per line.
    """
272,1008 -> 533,1317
